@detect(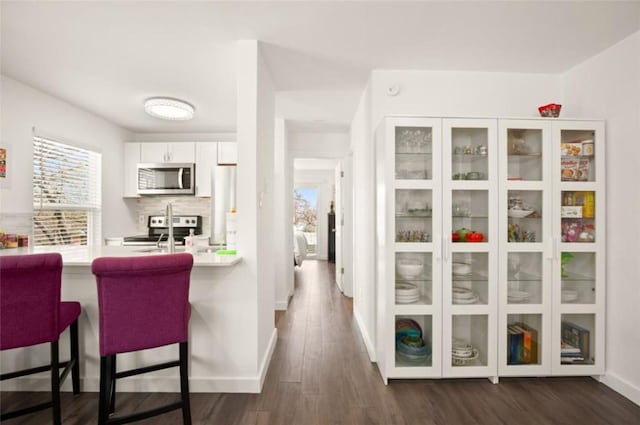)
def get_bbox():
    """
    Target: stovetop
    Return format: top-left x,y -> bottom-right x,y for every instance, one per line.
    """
122,235 -> 186,246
